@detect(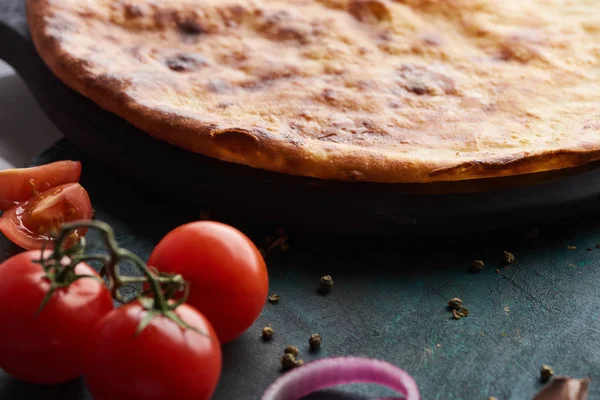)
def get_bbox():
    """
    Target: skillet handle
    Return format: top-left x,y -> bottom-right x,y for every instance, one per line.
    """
0,0 -> 31,70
